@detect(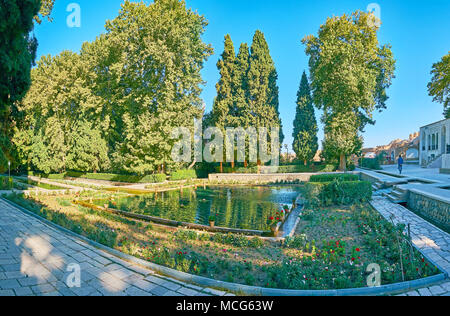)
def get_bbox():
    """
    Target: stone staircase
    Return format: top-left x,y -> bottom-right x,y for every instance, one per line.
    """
383,186 -> 408,204
372,180 -> 384,191
426,154 -> 443,169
